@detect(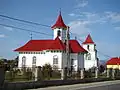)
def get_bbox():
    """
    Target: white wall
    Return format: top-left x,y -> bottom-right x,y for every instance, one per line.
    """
53,28 -> 66,42
18,51 -> 63,69
18,51 -> 85,71
83,44 -> 98,70
70,53 -> 84,71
